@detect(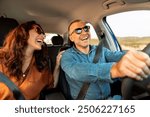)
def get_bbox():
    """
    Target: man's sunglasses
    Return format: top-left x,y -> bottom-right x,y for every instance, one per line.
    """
70,25 -> 90,35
